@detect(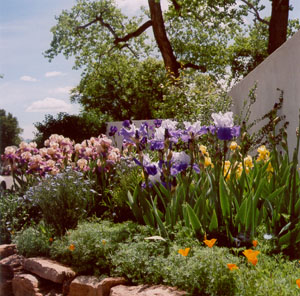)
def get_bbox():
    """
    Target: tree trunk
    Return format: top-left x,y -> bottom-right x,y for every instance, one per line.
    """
268,0 -> 289,54
148,0 -> 180,77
